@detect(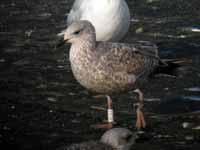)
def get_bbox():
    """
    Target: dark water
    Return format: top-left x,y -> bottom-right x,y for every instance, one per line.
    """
0,0 -> 200,150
